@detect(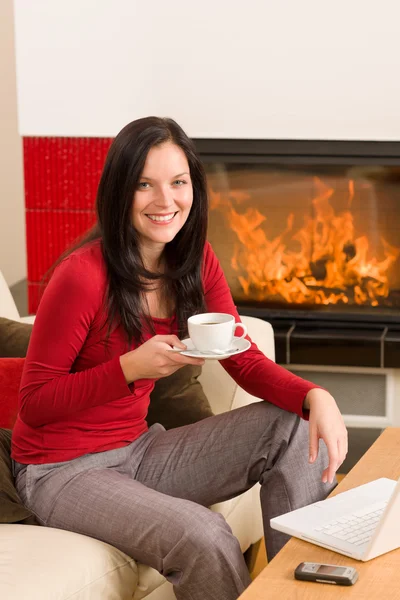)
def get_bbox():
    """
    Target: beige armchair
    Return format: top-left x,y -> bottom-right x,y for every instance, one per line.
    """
0,270 -> 35,324
1,315 -> 275,600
